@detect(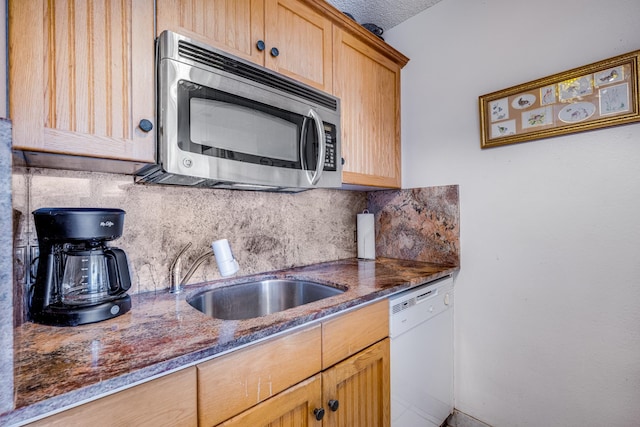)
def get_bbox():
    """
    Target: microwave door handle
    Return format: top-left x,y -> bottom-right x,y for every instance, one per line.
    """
307,109 -> 326,185
300,115 -> 310,173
